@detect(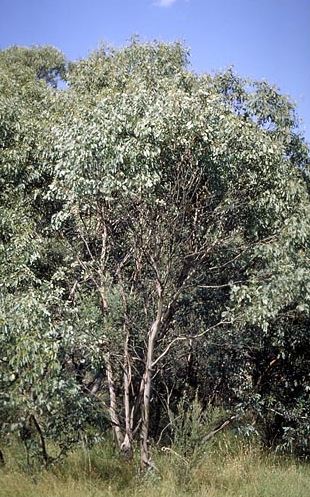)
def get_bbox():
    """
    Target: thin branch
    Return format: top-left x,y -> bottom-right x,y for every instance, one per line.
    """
202,415 -> 238,443
198,280 -> 243,289
152,320 -> 229,367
